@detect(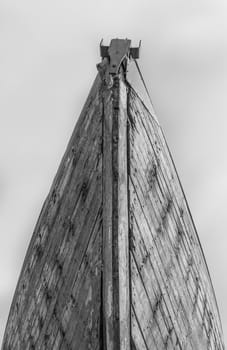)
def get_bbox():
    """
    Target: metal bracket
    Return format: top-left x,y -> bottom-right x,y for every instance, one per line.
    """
100,38 -> 141,75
